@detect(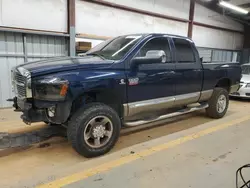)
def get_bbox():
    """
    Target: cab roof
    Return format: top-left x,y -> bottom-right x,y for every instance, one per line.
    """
119,33 -> 193,42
